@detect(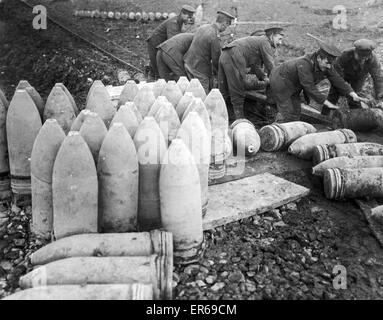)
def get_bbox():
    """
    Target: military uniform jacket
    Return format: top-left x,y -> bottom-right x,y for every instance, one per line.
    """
276,52 -> 353,104
184,23 -> 221,77
157,33 -> 194,68
223,35 -> 276,80
334,48 -> 383,99
147,16 -> 183,48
